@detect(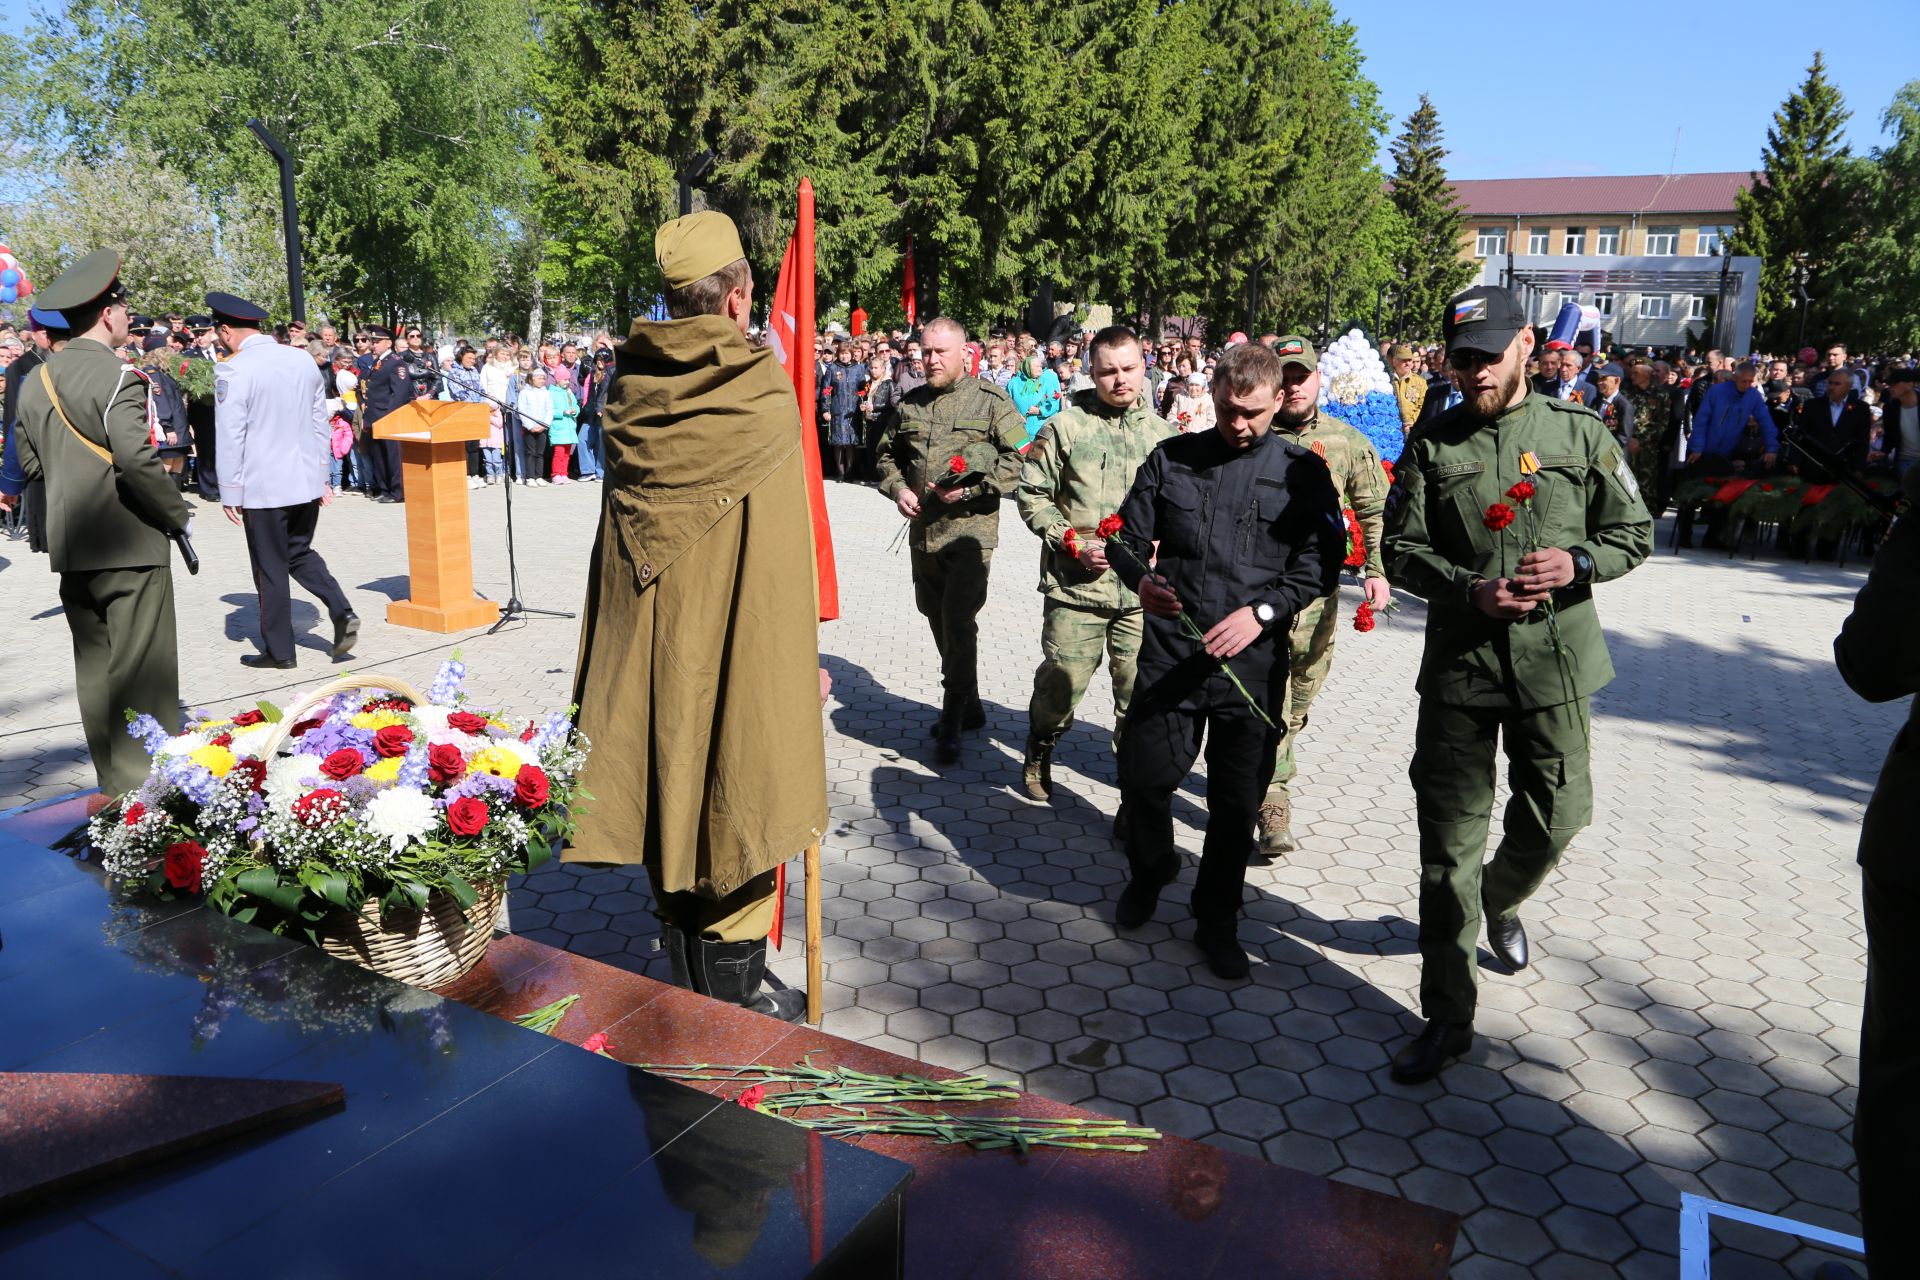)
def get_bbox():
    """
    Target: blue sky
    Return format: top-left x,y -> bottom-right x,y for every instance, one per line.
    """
1337,0 -> 1914,179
